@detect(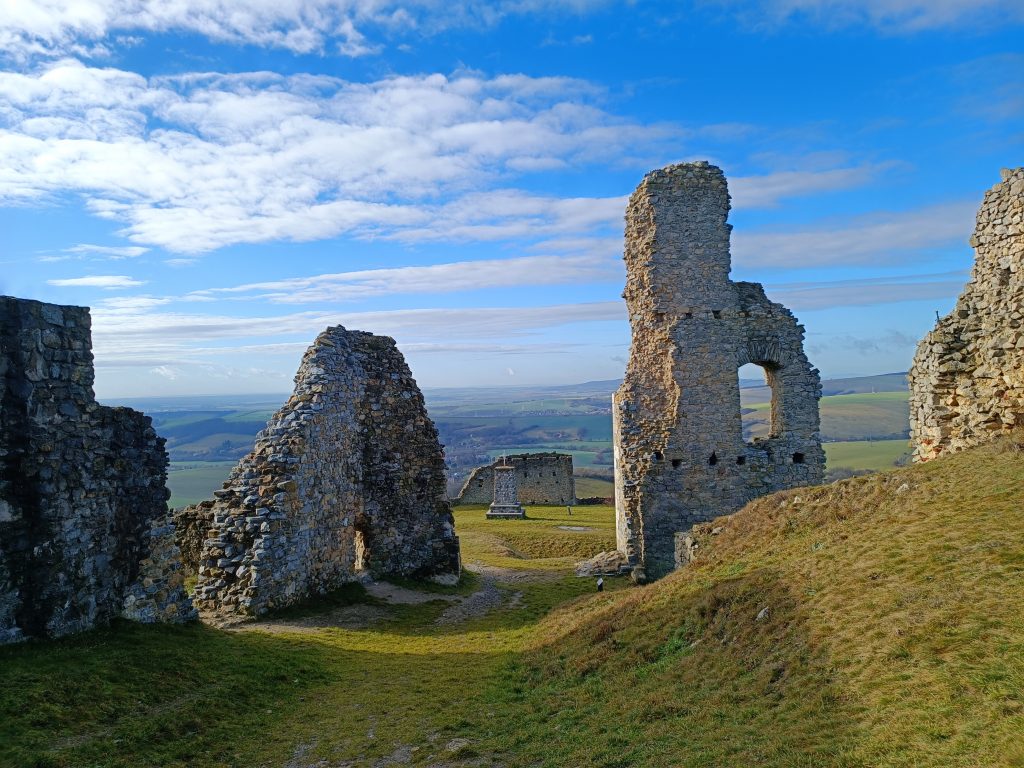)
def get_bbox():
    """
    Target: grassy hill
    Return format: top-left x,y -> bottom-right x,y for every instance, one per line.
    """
4,439 -> 1023,766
